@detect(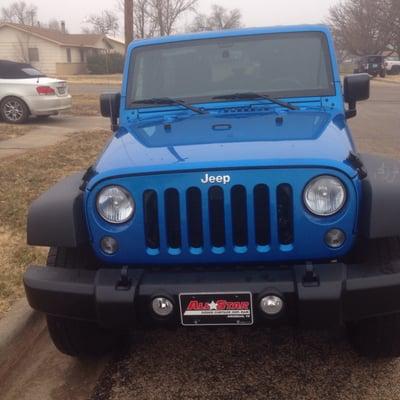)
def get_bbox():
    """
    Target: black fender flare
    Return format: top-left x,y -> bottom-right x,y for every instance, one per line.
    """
359,154 -> 400,239
27,172 -> 89,247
